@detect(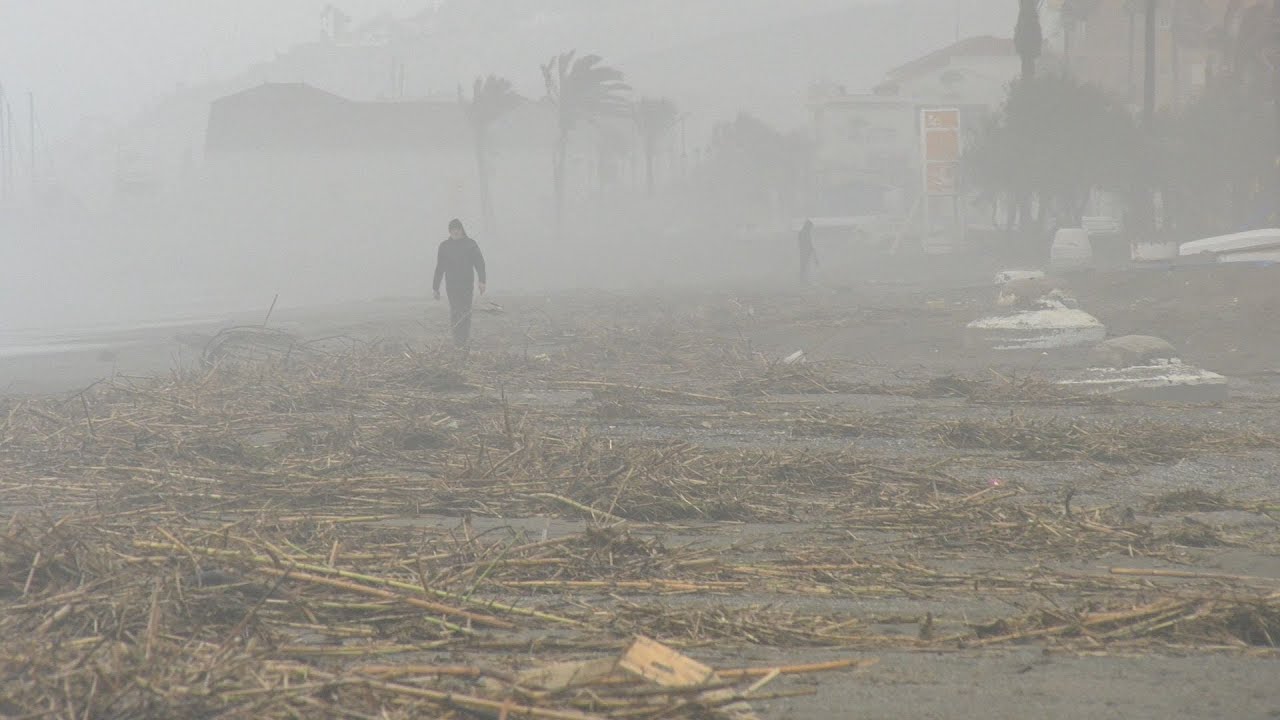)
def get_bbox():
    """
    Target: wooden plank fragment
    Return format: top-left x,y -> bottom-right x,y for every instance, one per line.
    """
618,636 -> 714,687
